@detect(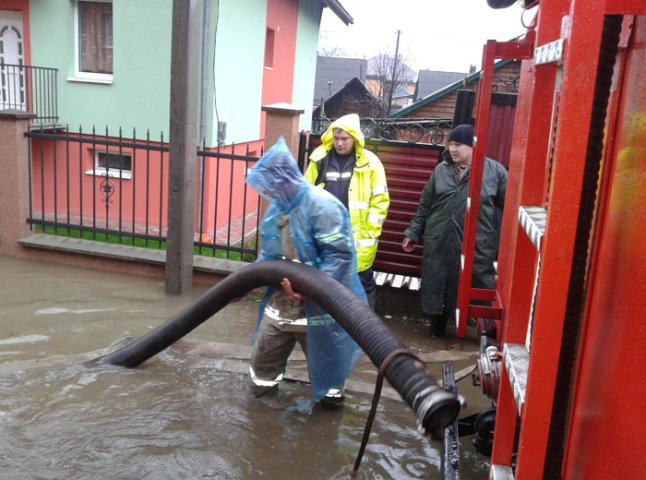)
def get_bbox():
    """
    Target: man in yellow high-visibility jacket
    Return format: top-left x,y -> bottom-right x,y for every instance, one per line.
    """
305,113 -> 390,308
